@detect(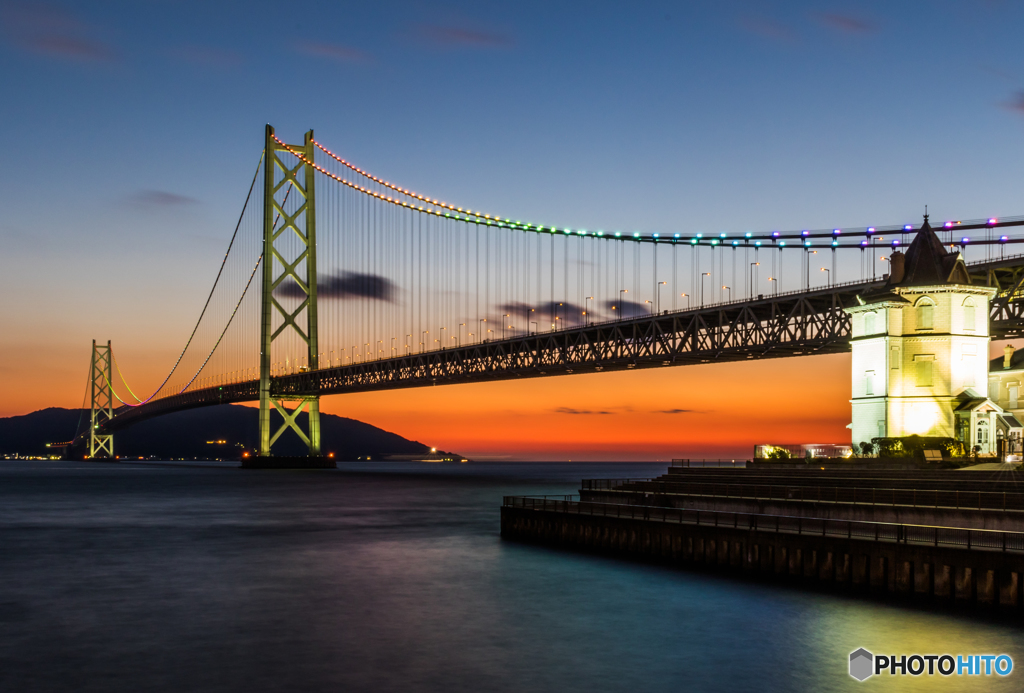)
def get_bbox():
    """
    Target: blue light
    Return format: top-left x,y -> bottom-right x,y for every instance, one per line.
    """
696,233 -> 703,238
832,240 -> 838,246
989,218 -> 998,225
772,232 -> 780,237
903,225 -> 912,231
804,240 -> 811,247
779,241 -> 786,247
745,232 -> 752,238
720,232 -> 727,238
673,233 -> 680,238
892,240 -> 900,246
861,240 -> 868,246
732,240 -> 738,246
833,229 -> 841,235
755,241 -> 761,246
962,237 -> 970,243
1001,235 -> 1009,241
867,227 -> 876,233
801,230 -> 809,236
653,232 -> 659,238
